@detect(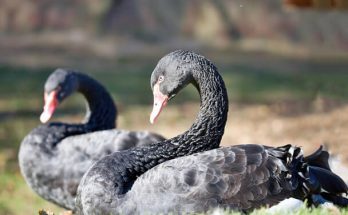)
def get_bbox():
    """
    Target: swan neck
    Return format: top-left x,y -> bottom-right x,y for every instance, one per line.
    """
128,61 -> 229,188
76,73 -> 117,131
189,61 -> 229,148
75,55 -> 229,214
